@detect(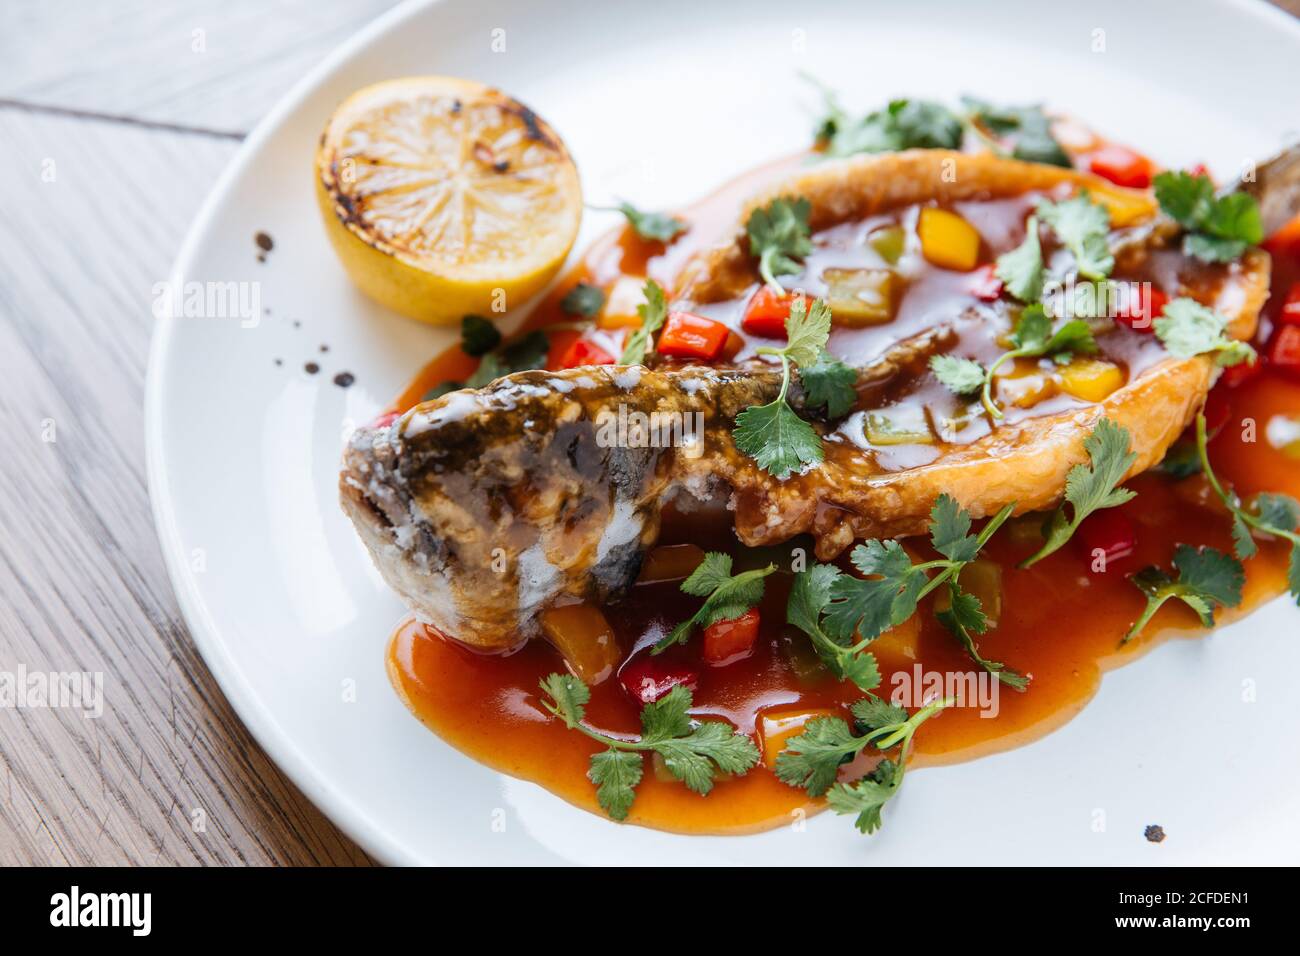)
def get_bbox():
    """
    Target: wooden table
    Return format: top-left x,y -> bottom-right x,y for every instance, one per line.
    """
2,0 -> 1297,866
